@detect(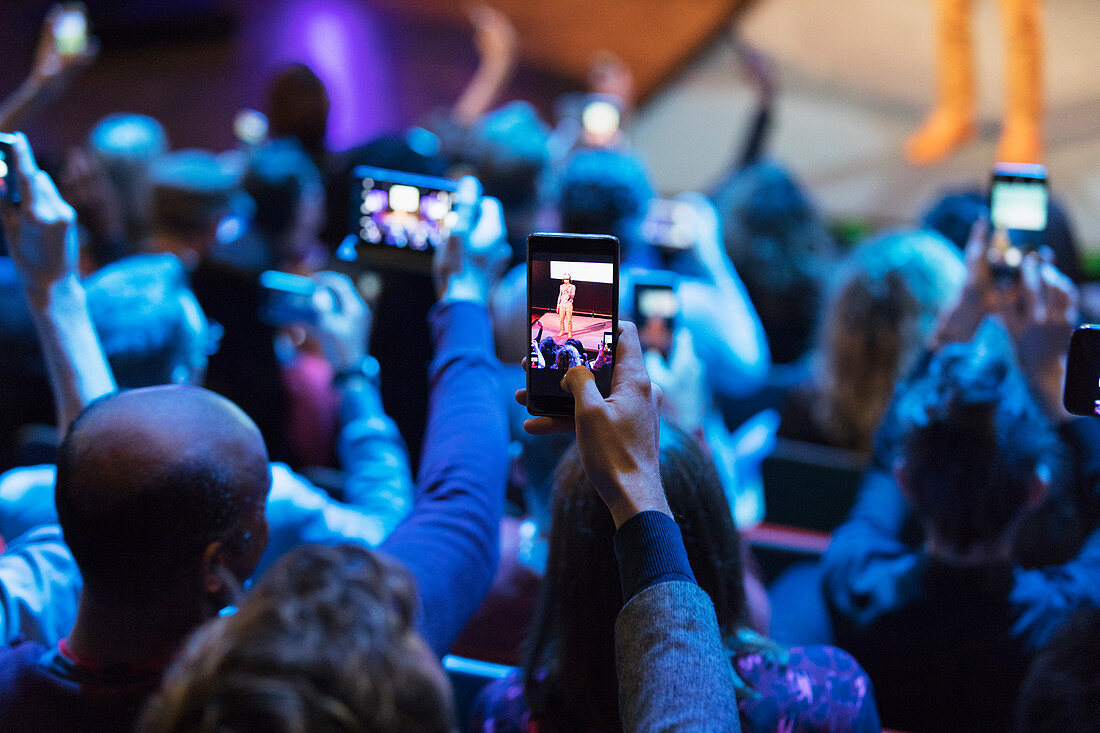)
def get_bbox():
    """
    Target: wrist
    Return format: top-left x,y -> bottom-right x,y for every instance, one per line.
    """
332,355 -> 380,388
602,472 -> 671,529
